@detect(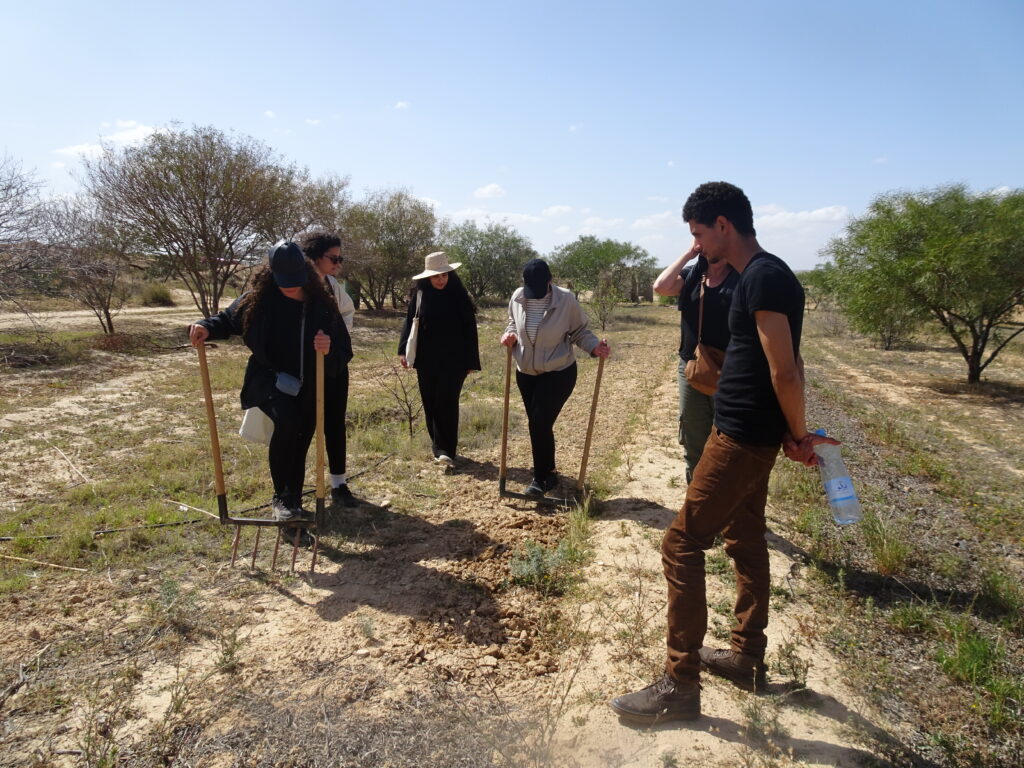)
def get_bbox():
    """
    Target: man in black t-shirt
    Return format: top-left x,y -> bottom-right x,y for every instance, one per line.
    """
612,182 -> 838,724
654,243 -> 738,483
